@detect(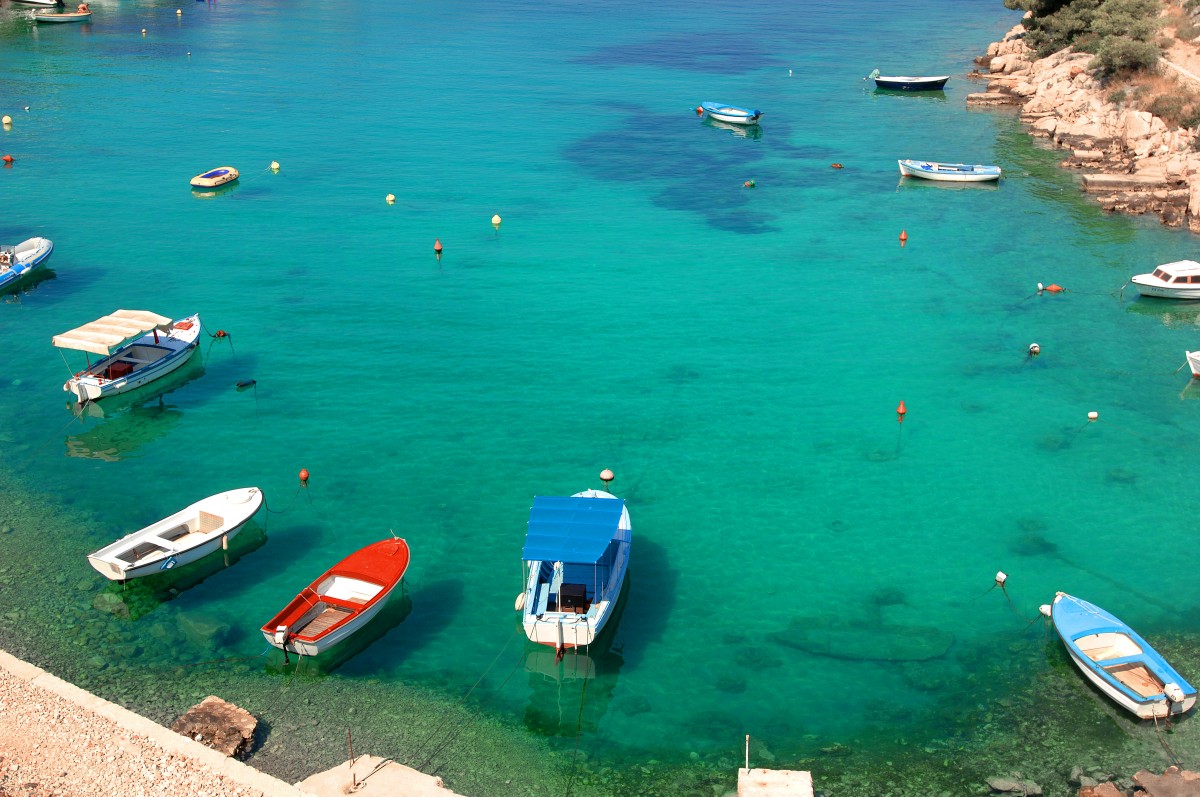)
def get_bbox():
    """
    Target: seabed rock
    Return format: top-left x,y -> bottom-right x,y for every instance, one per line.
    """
171,695 -> 257,757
